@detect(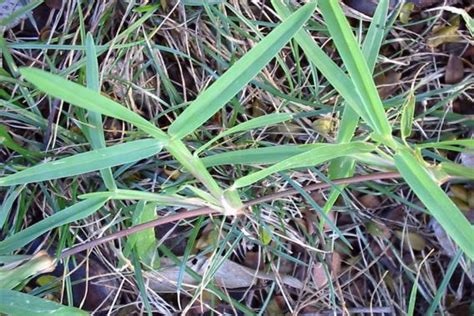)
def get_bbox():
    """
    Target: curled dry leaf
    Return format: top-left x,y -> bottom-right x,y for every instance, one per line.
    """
145,256 -> 303,293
